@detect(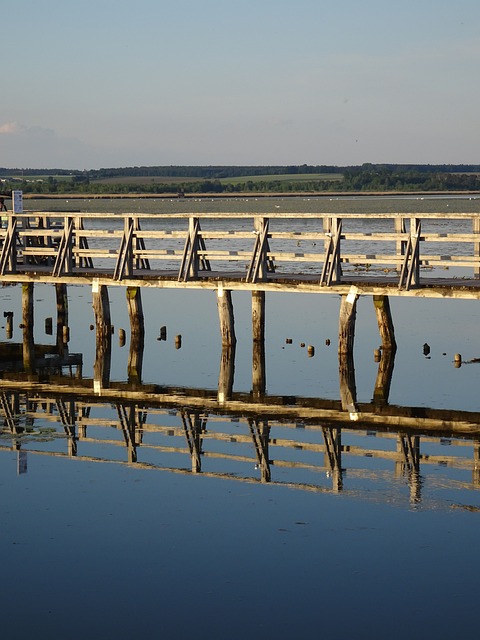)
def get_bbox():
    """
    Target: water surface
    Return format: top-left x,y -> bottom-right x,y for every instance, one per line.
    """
1,196 -> 479,639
